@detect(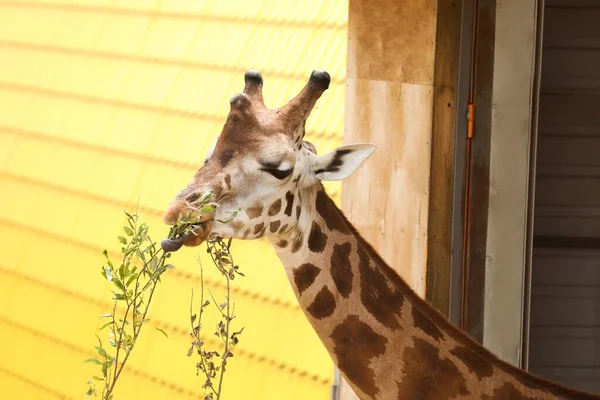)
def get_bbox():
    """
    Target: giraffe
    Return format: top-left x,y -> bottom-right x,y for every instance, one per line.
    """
162,70 -> 600,400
